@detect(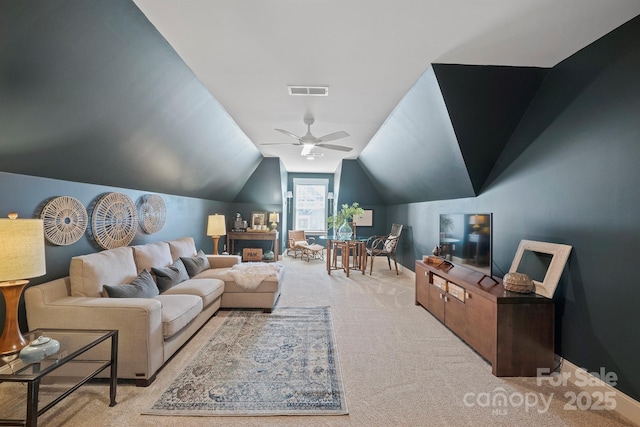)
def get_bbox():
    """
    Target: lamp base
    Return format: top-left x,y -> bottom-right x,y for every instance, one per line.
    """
212,236 -> 220,255
270,222 -> 277,231
0,280 -> 29,357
